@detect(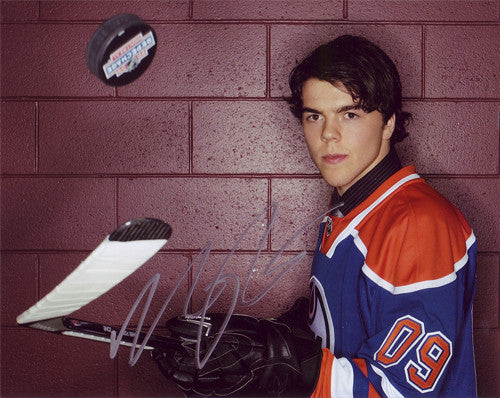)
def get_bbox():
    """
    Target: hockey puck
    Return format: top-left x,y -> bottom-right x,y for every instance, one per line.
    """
86,14 -> 157,86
